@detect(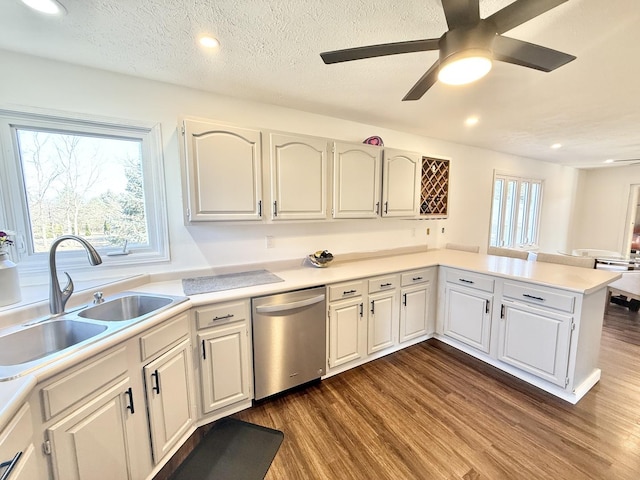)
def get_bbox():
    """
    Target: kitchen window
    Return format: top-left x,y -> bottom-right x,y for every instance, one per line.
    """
489,172 -> 542,249
0,108 -> 169,273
